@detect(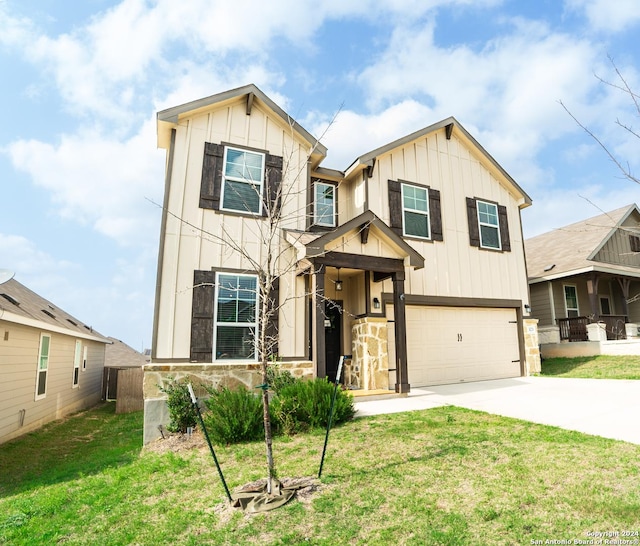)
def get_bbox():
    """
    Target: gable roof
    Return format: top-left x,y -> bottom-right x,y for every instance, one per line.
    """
157,83 -> 328,167
0,278 -> 109,343
344,116 -> 532,208
285,210 -> 425,270
105,337 -> 147,368
525,204 -> 640,283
